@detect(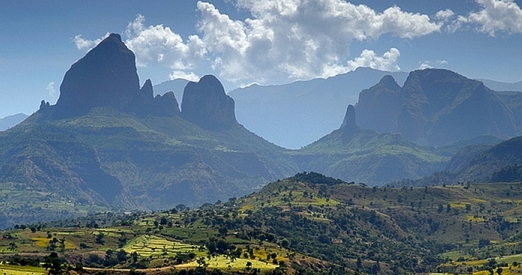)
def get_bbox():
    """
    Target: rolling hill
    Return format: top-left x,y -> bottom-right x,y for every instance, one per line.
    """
2,172 -> 522,275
